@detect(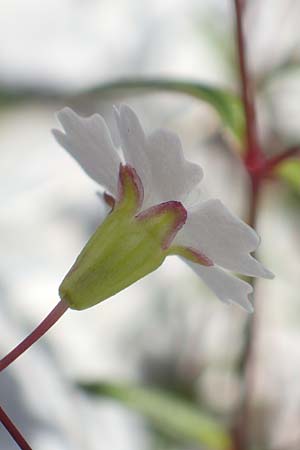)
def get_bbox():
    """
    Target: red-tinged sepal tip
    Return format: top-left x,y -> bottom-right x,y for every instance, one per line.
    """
167,245 -> 213,266
116,164 -> 144,214
136,201 -> 187,250
103,191 -> 116,210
